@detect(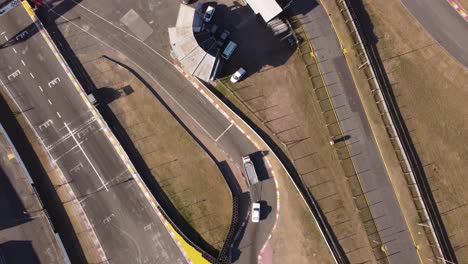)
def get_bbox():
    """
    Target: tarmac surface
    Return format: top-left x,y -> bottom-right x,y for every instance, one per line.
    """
293,0 -> 420,263
0,124 -> 66,264
0,5 -> 187,264
401,0 -> 468,68
34,0 -> 279,263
